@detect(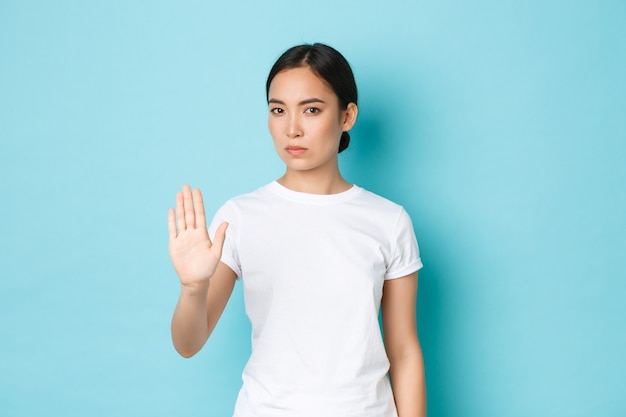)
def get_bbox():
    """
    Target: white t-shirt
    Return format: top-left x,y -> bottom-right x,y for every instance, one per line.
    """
208,181 -> 422,417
